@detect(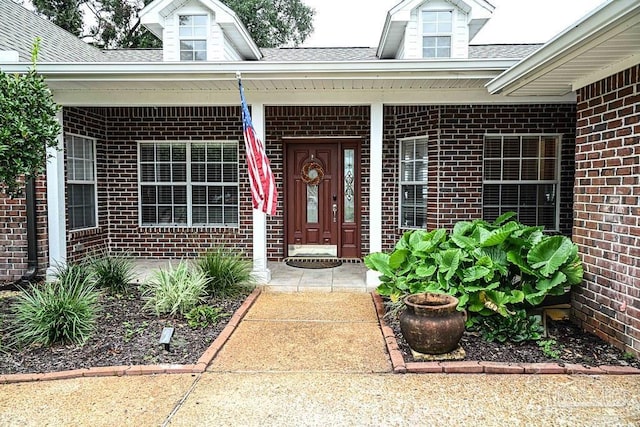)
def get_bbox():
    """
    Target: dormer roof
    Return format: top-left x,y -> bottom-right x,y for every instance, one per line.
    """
377,0 -> 494,59
139,0 -> 261,60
